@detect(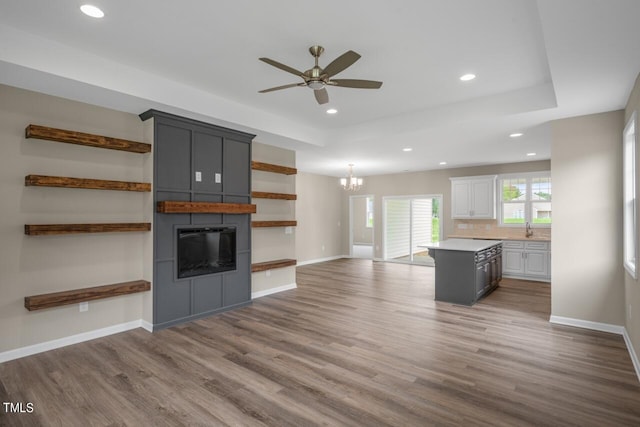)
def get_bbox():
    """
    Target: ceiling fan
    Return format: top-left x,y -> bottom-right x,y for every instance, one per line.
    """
258,45 -> 383,105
